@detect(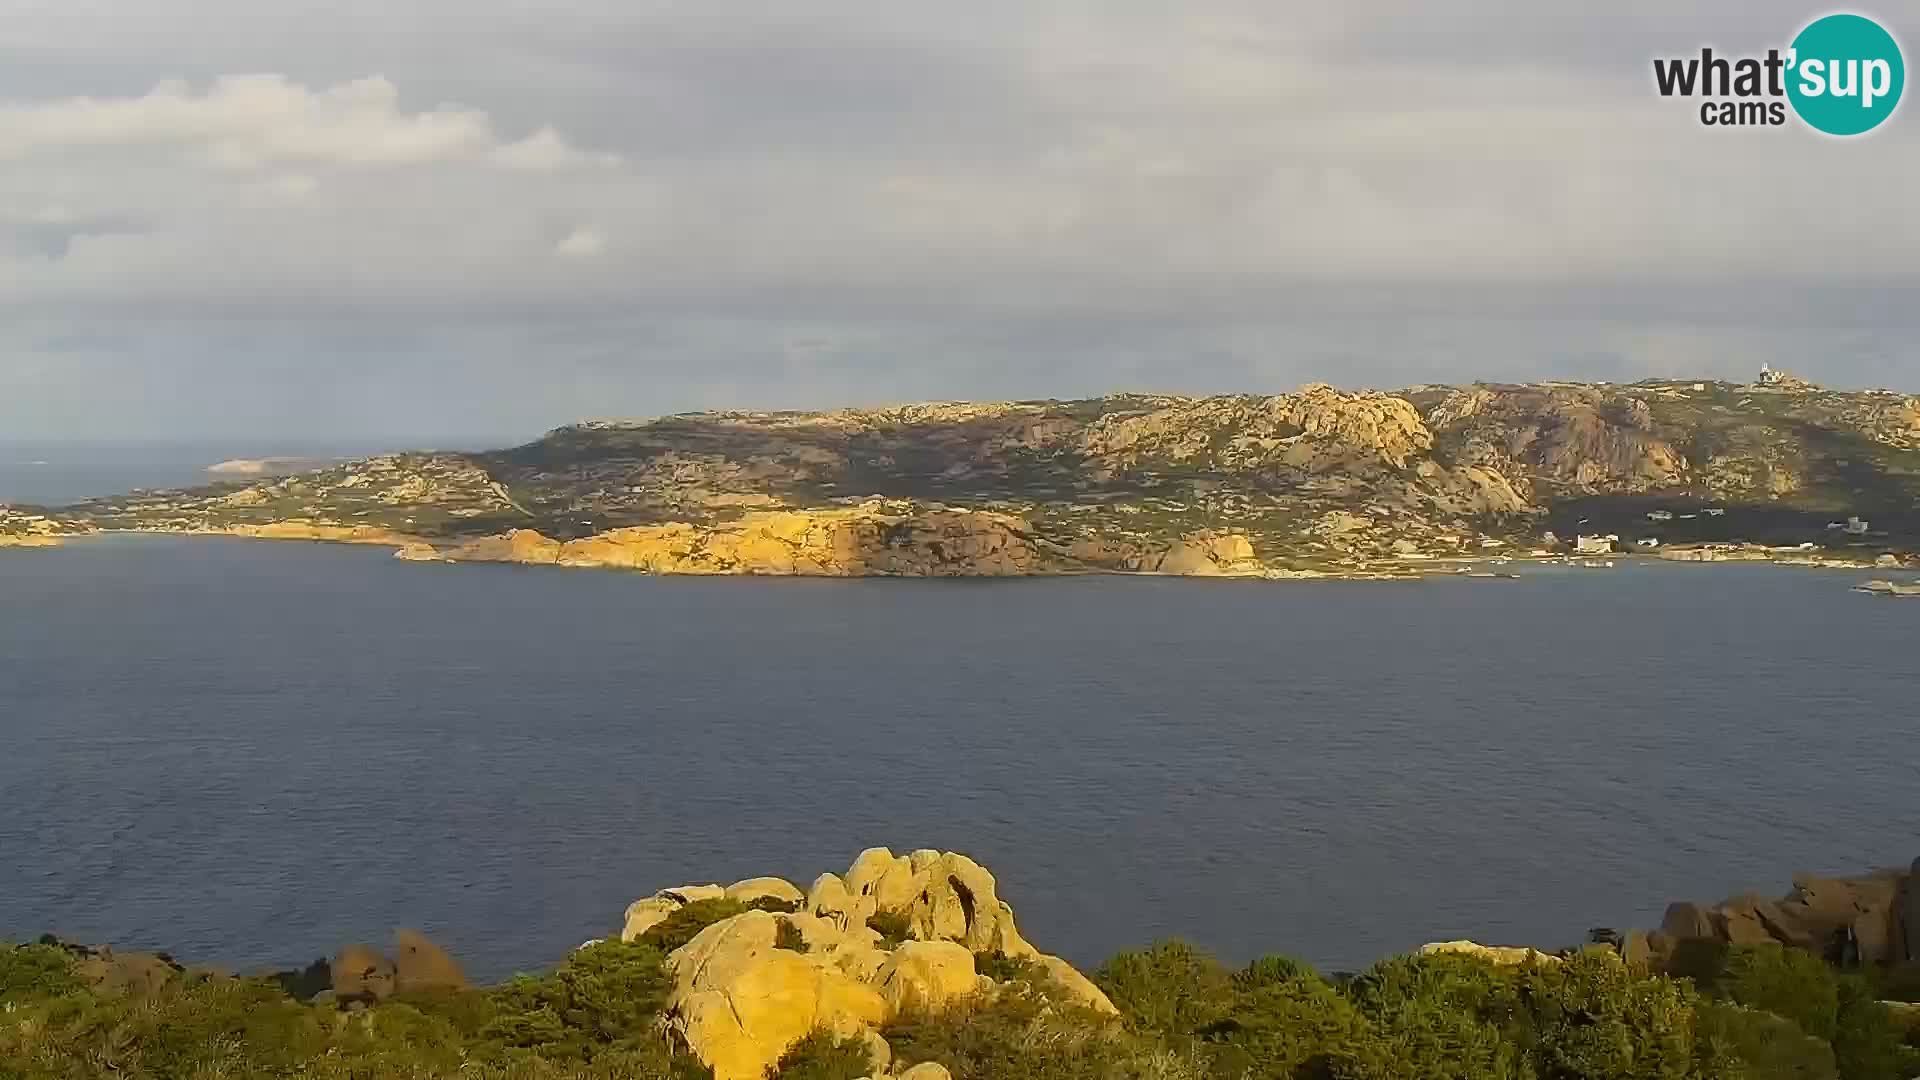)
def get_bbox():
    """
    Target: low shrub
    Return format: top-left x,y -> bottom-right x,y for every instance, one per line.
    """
772,1030 -> 875,1080
481,939 -> 674,1058
1694,1000 -> 1838,1080
641,899 -> 753,954
4,932 -> 1902,1080
1870,961 -> 1920,1004
883,993 -> 1208,1080
1717,943 -> 1840,1042
0,943 -> 83,1003
776,919 -> 810,953
975,950 -> 1046,986
1094,940 -> 1237,1038
1832,975 -> 1920,1080
867,910 -> 914,949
